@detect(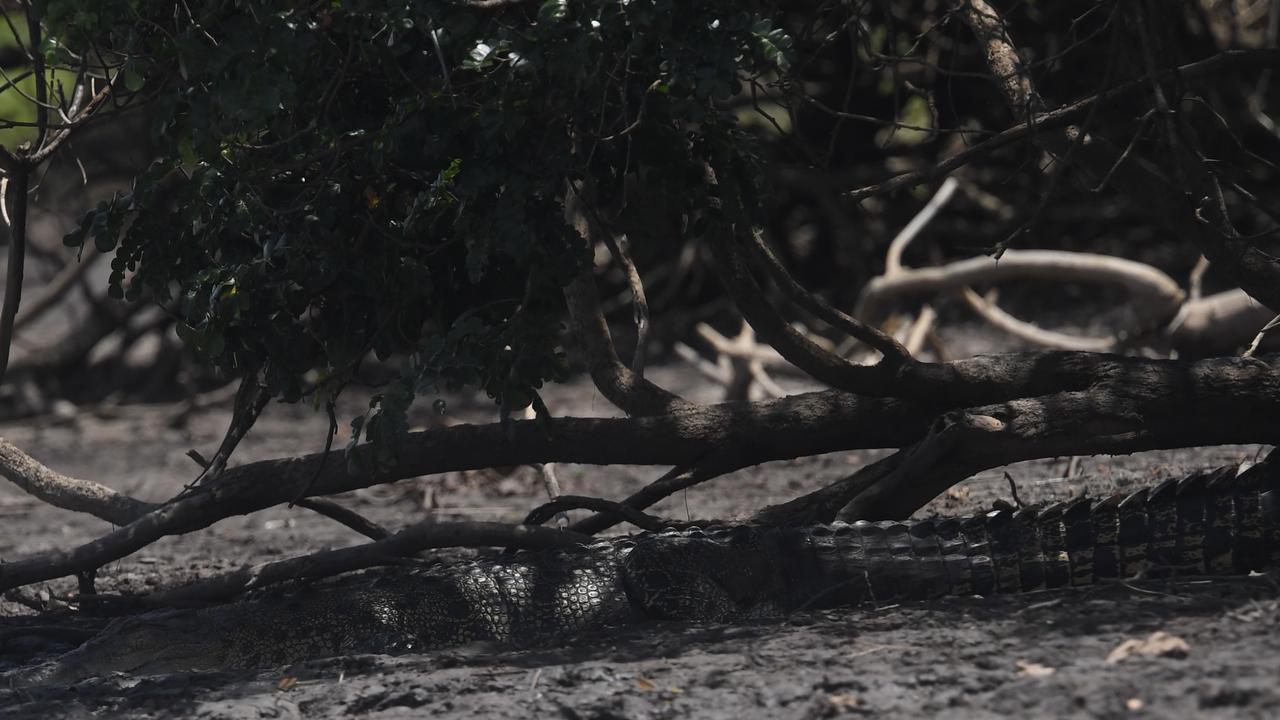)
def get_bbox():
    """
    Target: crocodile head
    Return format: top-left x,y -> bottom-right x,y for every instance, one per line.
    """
3,607 -> 238,687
